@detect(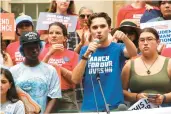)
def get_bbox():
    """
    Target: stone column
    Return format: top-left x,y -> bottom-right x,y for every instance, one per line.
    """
1,0 -> 11,12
